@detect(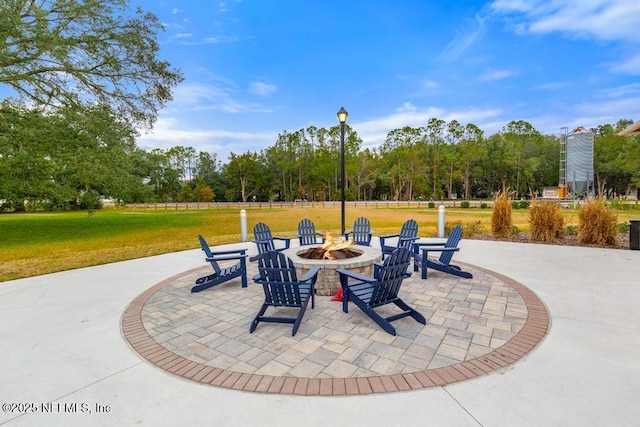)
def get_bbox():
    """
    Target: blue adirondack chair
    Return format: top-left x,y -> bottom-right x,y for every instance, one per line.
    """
379,219 -> 419,259
337,247 -> 426,336
344,216 -> 374,246
192,235 -> 248,293
295,218 -> 325,246
251,222 -> 291,261
251,251 -> 320,336
412,225 -> 472,280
